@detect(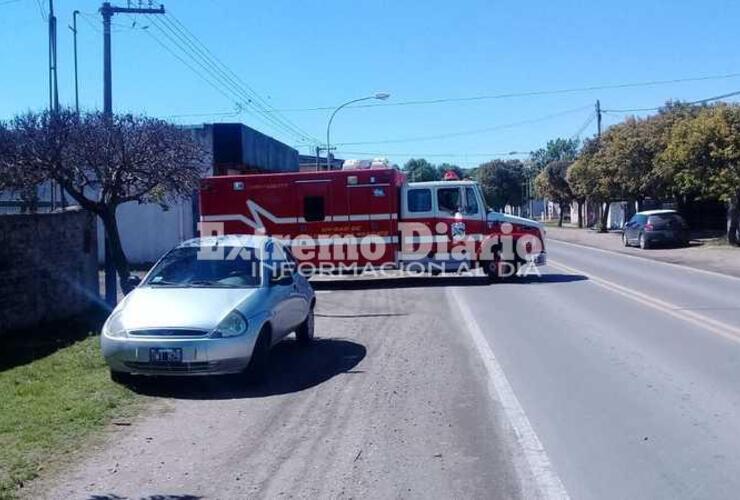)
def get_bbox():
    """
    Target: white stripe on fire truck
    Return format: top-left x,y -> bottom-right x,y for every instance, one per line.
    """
201,213 -> 398,226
